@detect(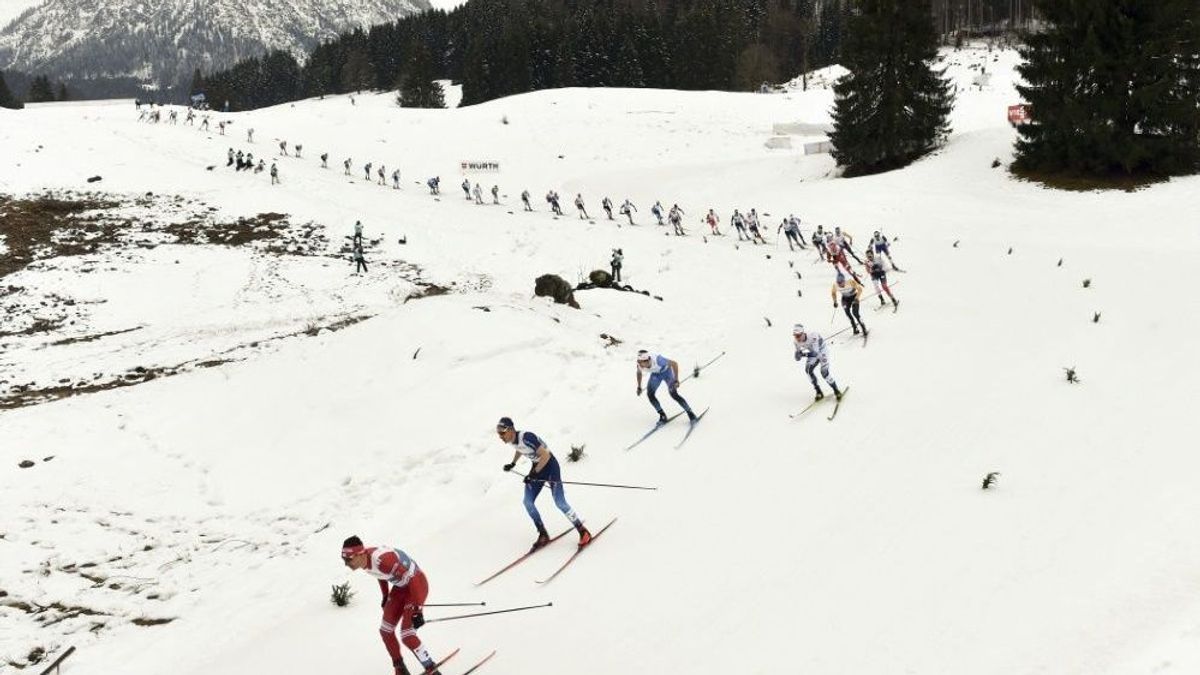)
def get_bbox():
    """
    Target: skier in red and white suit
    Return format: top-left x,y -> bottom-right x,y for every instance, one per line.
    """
342,536 -> 441,675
